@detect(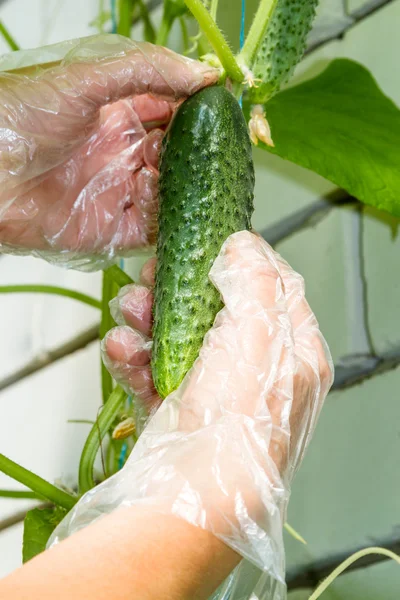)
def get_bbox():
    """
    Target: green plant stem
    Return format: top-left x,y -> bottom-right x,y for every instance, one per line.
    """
103,264 -> 134,288
106,438 -> 115,476
180,16 -> 190,53
237,0 -> 278,68
0,454 -> 76,510
210,0 -> 219,20
0,20 -> 19,51
156,14 -> 173,46
117,0 -> 134,37
0,489 -> 44,500
284,522 -> 306,545
99,0 -> 105,32
184,0 -> 243,82
0,285 -> 101,310
112,439 -> 125,473
78,386 -> 127,493
309,547 -> 400,599
137,0 -> 156,43
100,272 -> 118,404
